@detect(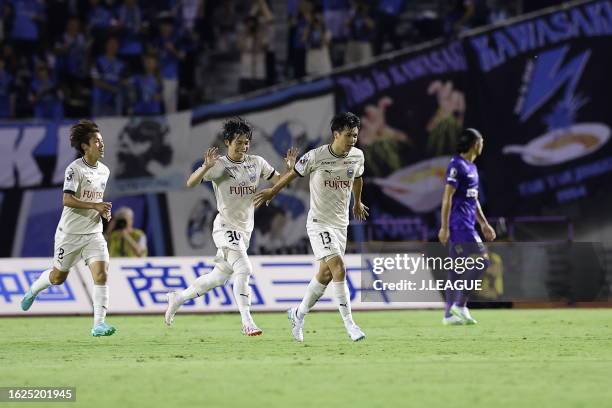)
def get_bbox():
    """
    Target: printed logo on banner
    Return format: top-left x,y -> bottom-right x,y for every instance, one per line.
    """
24,270 -> 75,301
506,45 -> 610,167
0,269 -> 76,303
0,272 -> 25,302
122,261 -> 265,308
